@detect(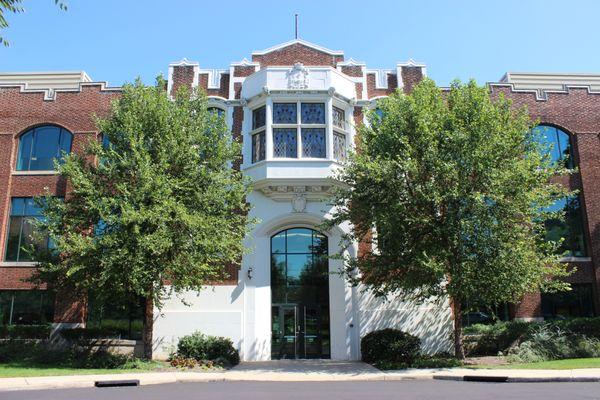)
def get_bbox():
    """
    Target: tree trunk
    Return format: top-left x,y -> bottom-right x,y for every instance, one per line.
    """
143,295 -> 153,360
452,299 -> 466,360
